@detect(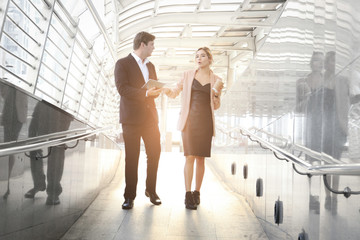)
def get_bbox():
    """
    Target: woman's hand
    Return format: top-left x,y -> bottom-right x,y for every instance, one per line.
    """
211,88 -> 219,97
162,87 -> 171,96
213,92 -> 221,110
